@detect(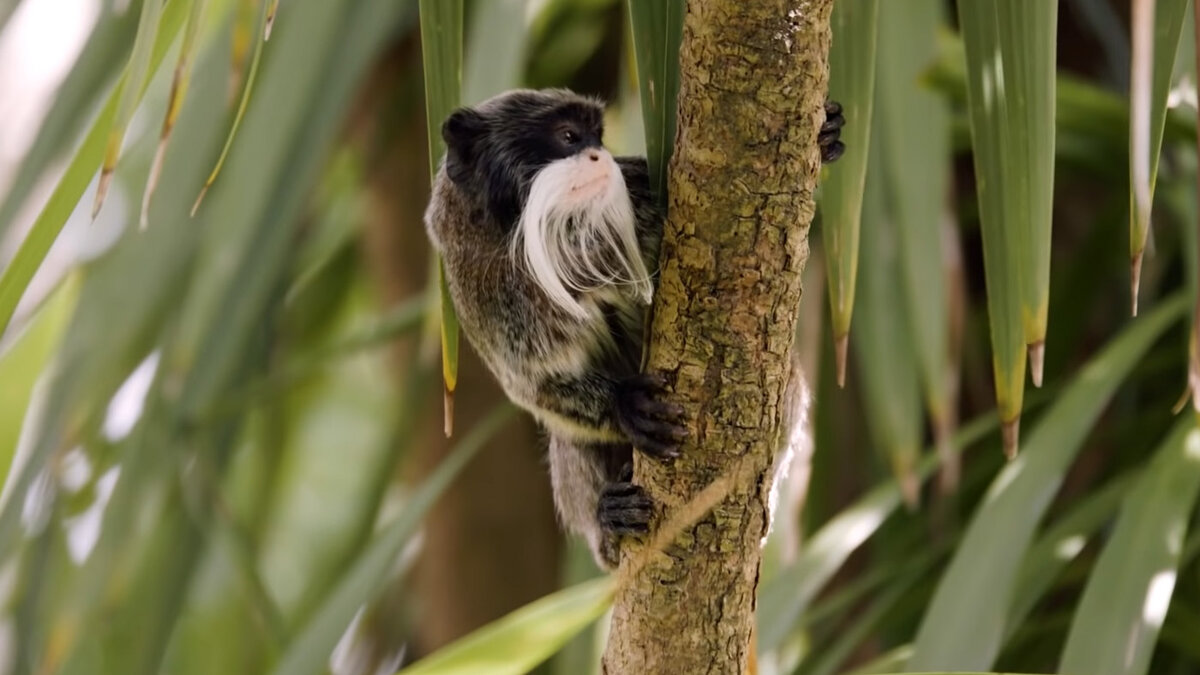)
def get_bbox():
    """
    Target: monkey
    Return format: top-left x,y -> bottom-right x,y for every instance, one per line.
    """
424,89 -> 844,569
